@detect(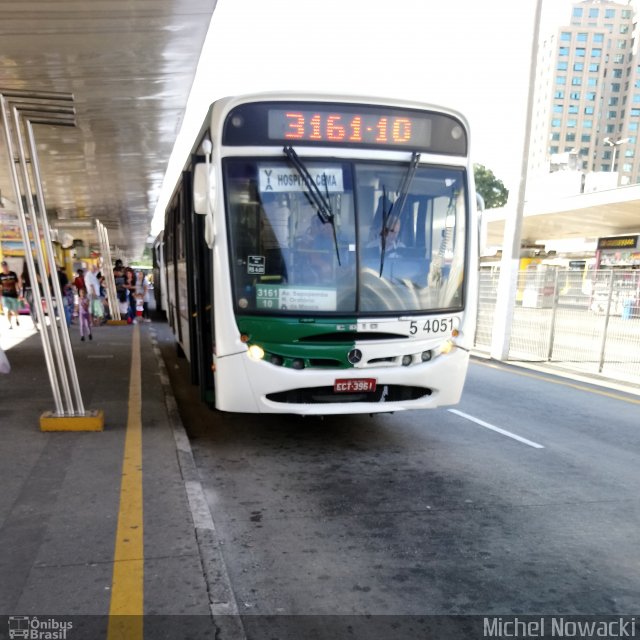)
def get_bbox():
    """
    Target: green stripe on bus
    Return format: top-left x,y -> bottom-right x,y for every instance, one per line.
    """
236,315 -> 357,369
